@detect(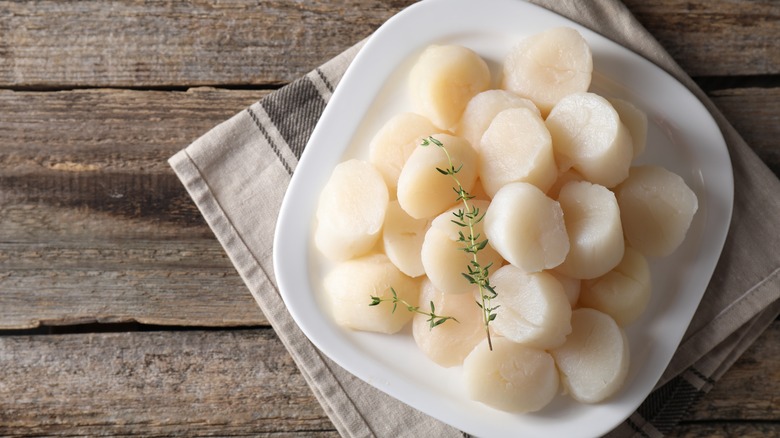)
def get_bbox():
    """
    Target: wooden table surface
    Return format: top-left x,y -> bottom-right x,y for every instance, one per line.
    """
1,1 -> 778,436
